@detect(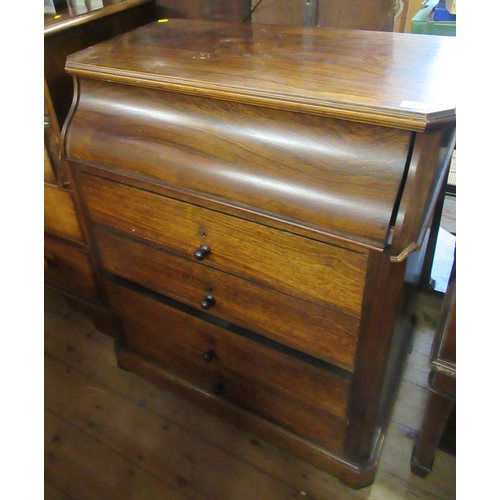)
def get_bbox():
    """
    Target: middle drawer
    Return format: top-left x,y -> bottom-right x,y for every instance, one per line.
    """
95,227 -> 359,371
80,173 -> 368,318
